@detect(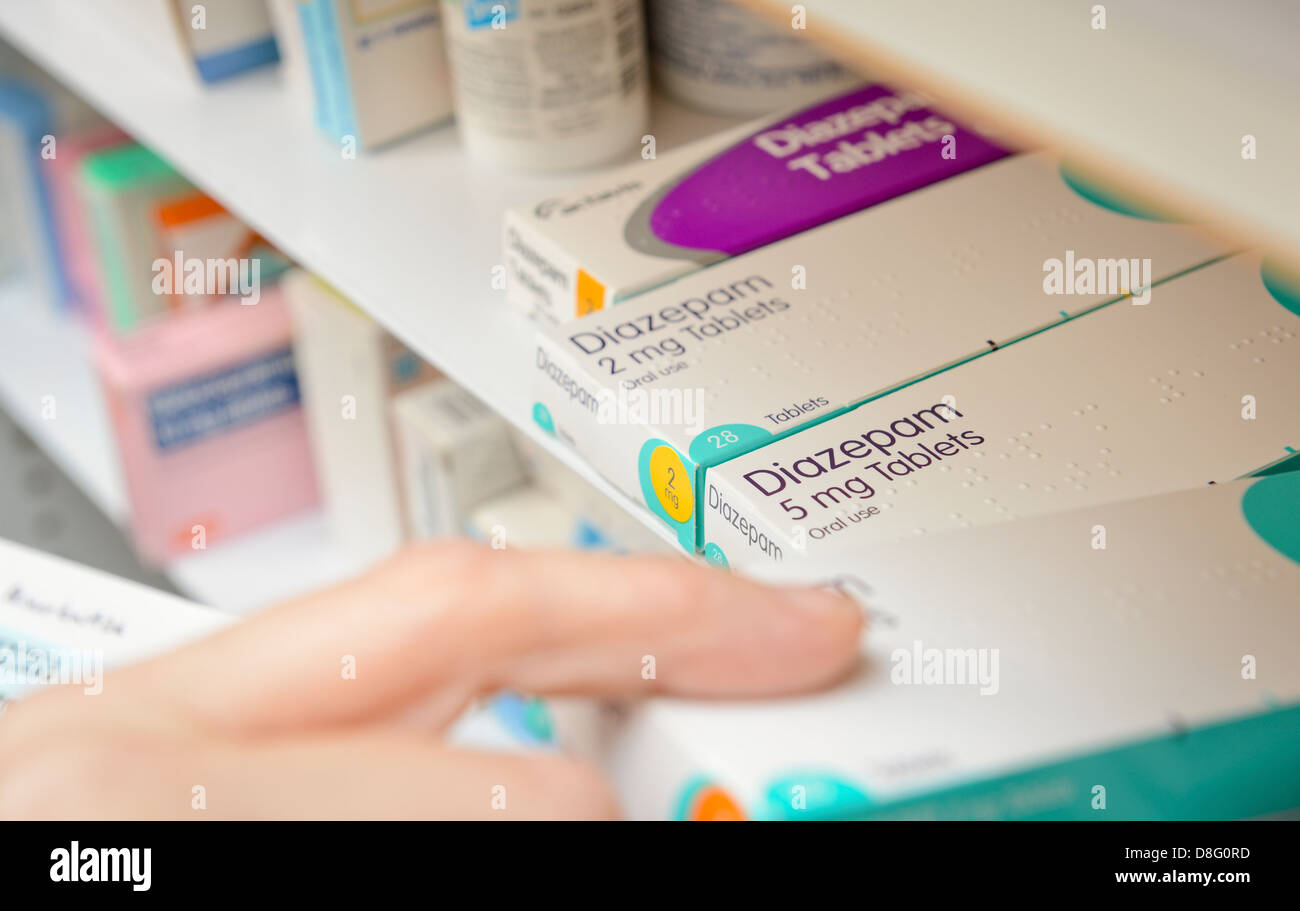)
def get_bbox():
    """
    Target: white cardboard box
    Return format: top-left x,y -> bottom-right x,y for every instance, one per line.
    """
104,0 -> 279,84
701,253 -> 1300,570
391,378 -> 528,538
605,474 -> 1300,820
297,0 -> 453,149
285,269 -> 441,565
504,82 -> 1008,321
531,152 -> 1228,552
